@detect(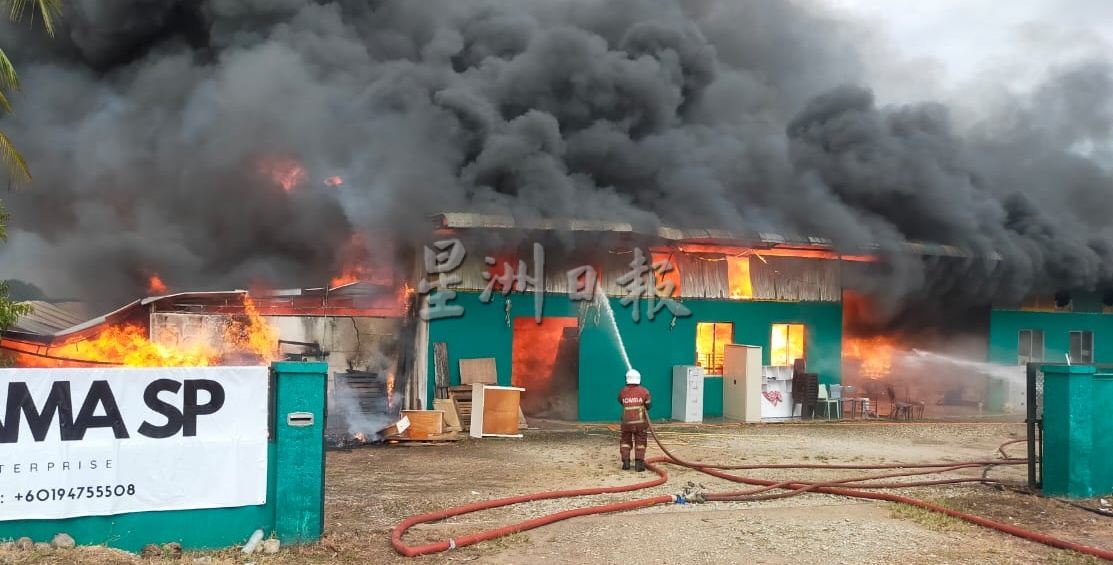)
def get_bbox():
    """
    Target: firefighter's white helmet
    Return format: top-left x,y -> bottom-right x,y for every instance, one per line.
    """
625,369 -> 641,385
